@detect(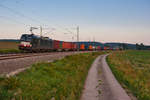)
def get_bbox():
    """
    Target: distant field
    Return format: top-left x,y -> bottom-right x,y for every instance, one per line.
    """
0,41 -> 19,49
107,50 -> 150,100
